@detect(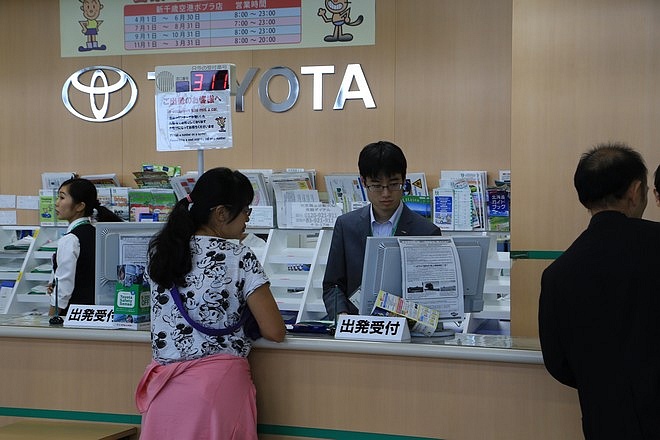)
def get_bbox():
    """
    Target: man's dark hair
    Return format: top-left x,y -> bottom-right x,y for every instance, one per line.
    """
654,164 -> 660,192
358,140 -> 407,180
574,142 -> 647,209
